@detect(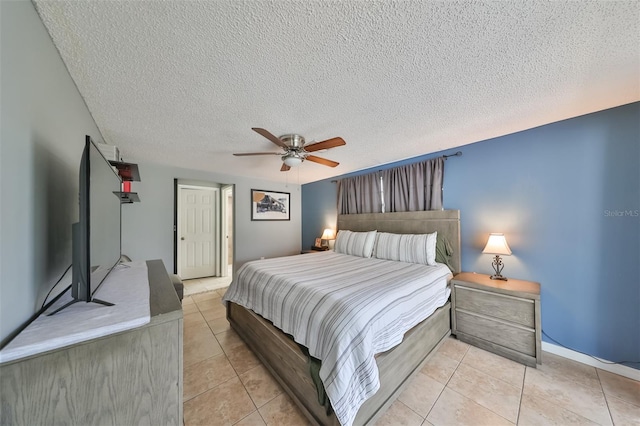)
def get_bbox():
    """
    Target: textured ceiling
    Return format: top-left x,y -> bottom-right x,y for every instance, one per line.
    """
34,1 -> 639,184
